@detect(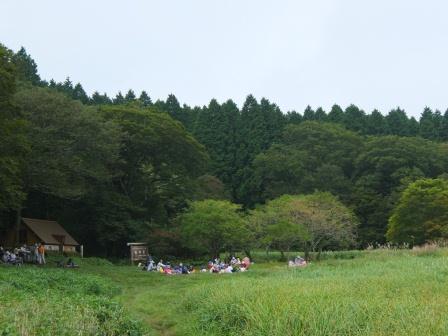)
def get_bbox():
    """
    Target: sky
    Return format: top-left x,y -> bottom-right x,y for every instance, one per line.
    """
1,0 -> 448,117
